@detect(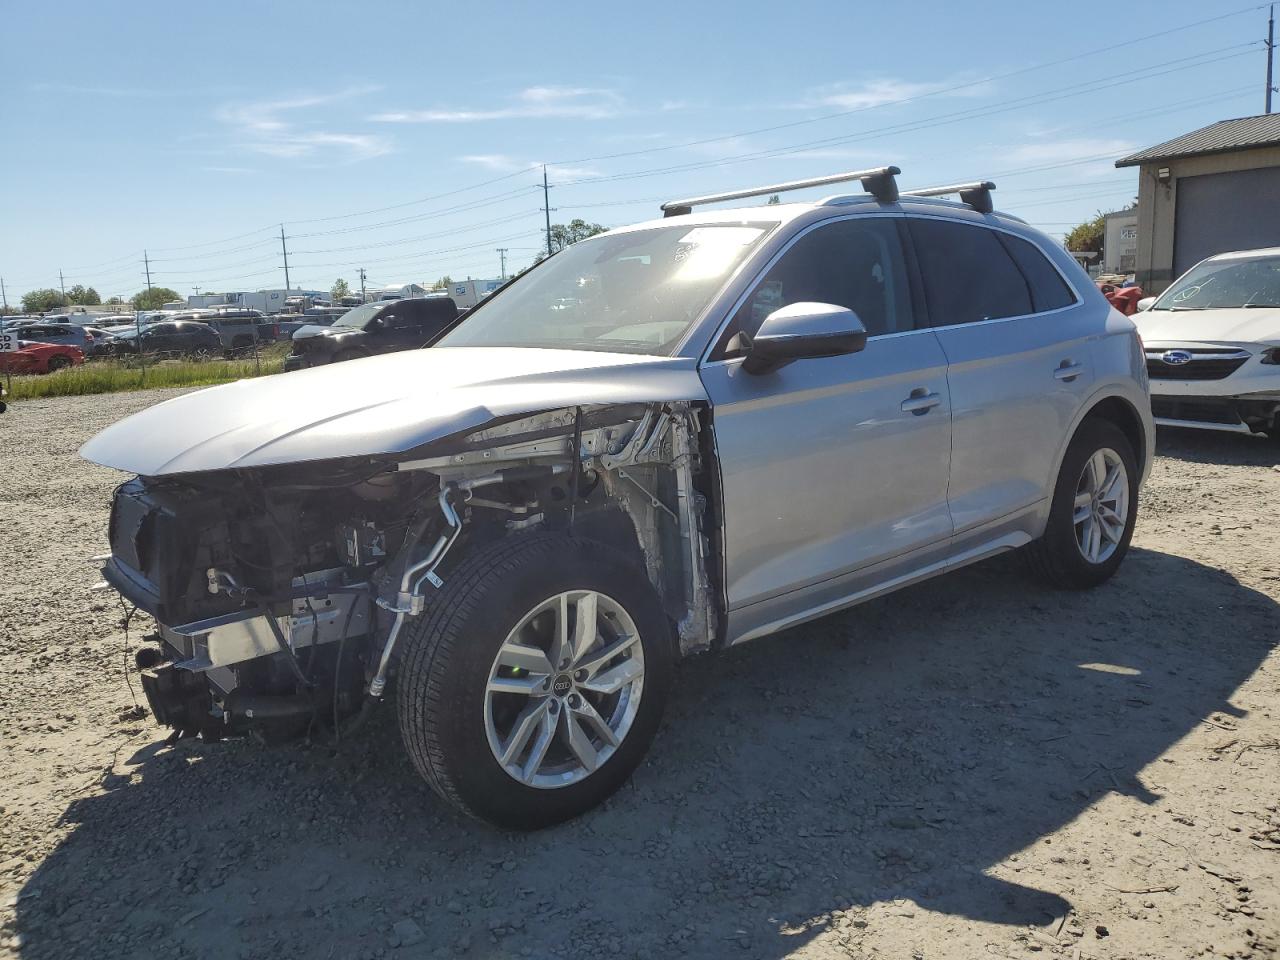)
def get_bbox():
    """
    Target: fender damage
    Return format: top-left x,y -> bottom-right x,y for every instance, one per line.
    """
85,351 -> 720,739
